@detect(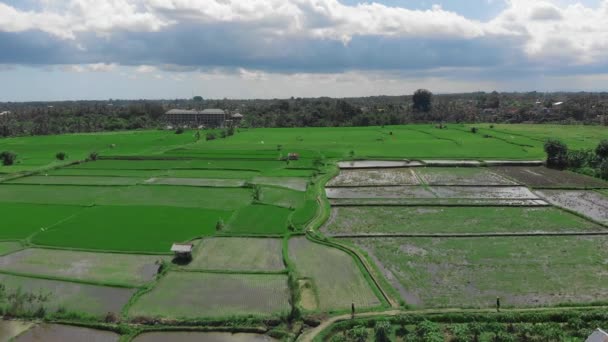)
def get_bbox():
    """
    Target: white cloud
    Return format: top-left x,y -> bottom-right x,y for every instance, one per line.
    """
135,65 -> 157,73
1,0 -> 608,67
